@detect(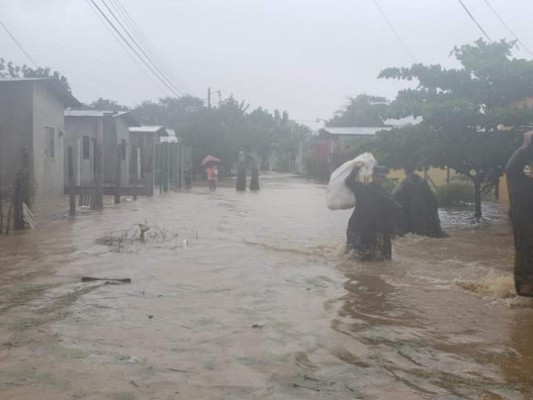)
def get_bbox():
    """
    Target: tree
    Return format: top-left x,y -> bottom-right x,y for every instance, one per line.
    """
84,91 -> 310,174
86,98 -> 129,112
0,58 -> 70,92
327,94 -> 389,127
376,39 -> 533,219
131,95 -> 205,126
